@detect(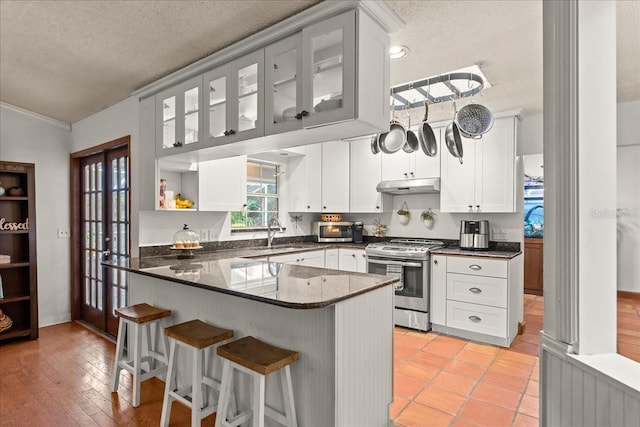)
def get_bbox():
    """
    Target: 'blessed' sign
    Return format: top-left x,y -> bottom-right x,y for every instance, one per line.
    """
0,217 -> 29,231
